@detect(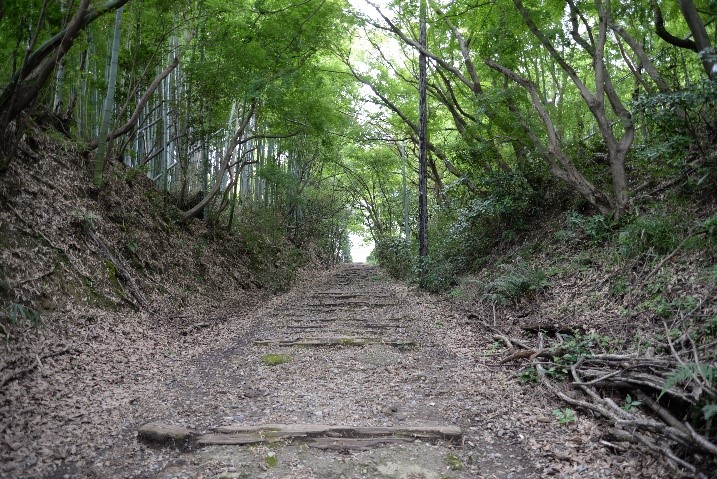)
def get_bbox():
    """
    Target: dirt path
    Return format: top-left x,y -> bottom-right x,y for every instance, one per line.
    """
10,264 -> 659,478
60,264 -> 533,478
